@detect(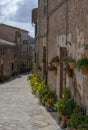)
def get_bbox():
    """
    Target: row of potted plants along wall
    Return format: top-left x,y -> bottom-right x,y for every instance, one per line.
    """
28,73 -> 57,111
29,74 -> 88,129
54,87 -> 88,130
48,54 -> 88,76
63,56 -> 88,76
